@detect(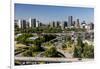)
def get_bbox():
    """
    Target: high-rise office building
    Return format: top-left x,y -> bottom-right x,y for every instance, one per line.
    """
90,23 -> 94,30
61,21 -> 67,30
14,20 -> 18,27
21,19 -> 27,29
29,18 -> 38,28
36,19 -> 38,27
68,16 -> 73,27
87,23 -> 94,30
56,21 -> 60,27
50,21 -> 55,27
72,21 -> 75,26
38,22 -> 43,27
75,19 -> 80,28
27,21 -> 29,28
81,20 -> 86,29
50,21 -> 60,28
76,19 -> 80,28
63,21 -> 67,28
14,19 -> 21,28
